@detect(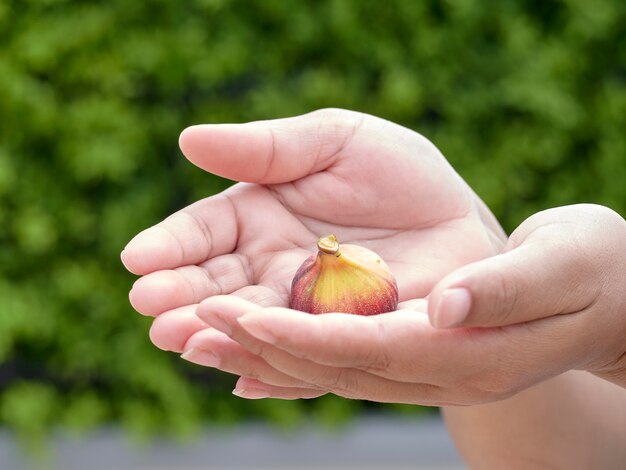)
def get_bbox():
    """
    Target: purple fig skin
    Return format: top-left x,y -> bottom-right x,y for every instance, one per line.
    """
289,236 -> 399,315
